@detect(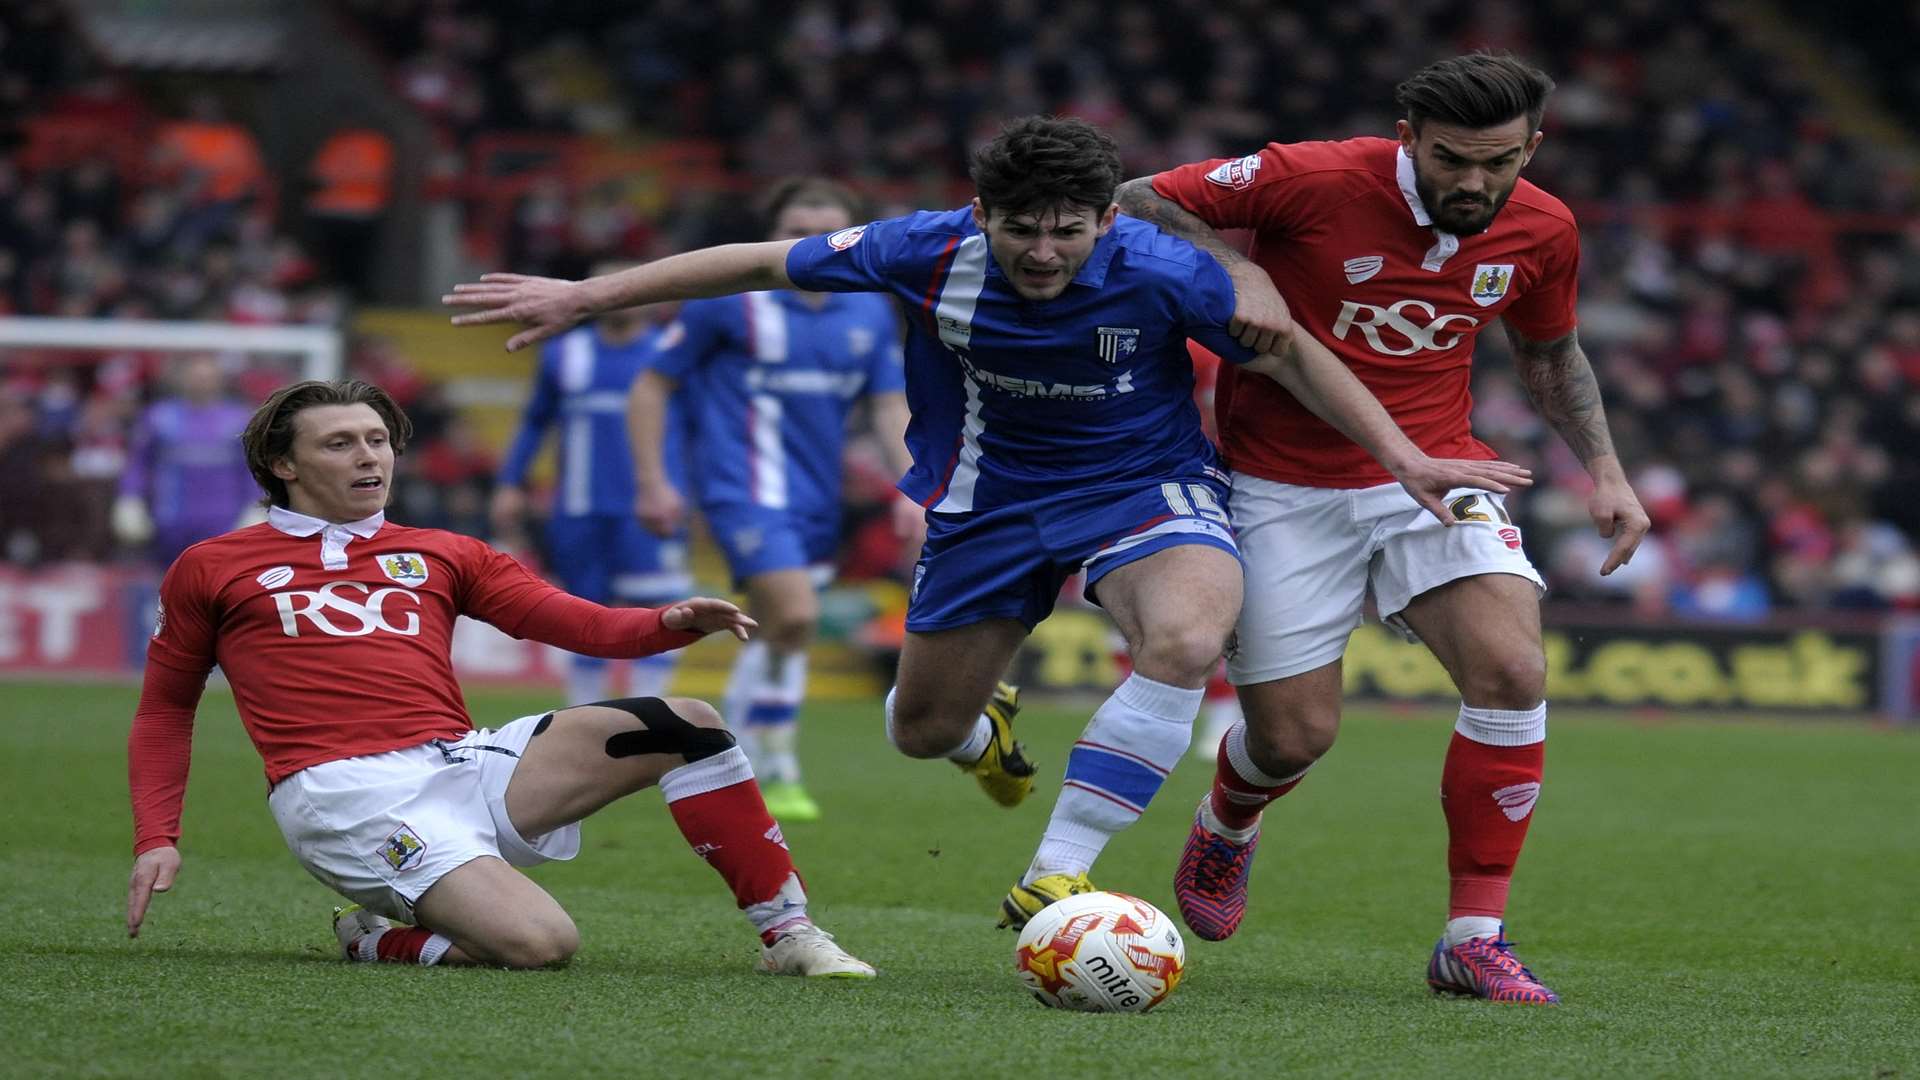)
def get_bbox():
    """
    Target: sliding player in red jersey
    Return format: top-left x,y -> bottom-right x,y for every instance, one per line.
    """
125,378 -> 874,976
1121,53 -> 1651,1003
